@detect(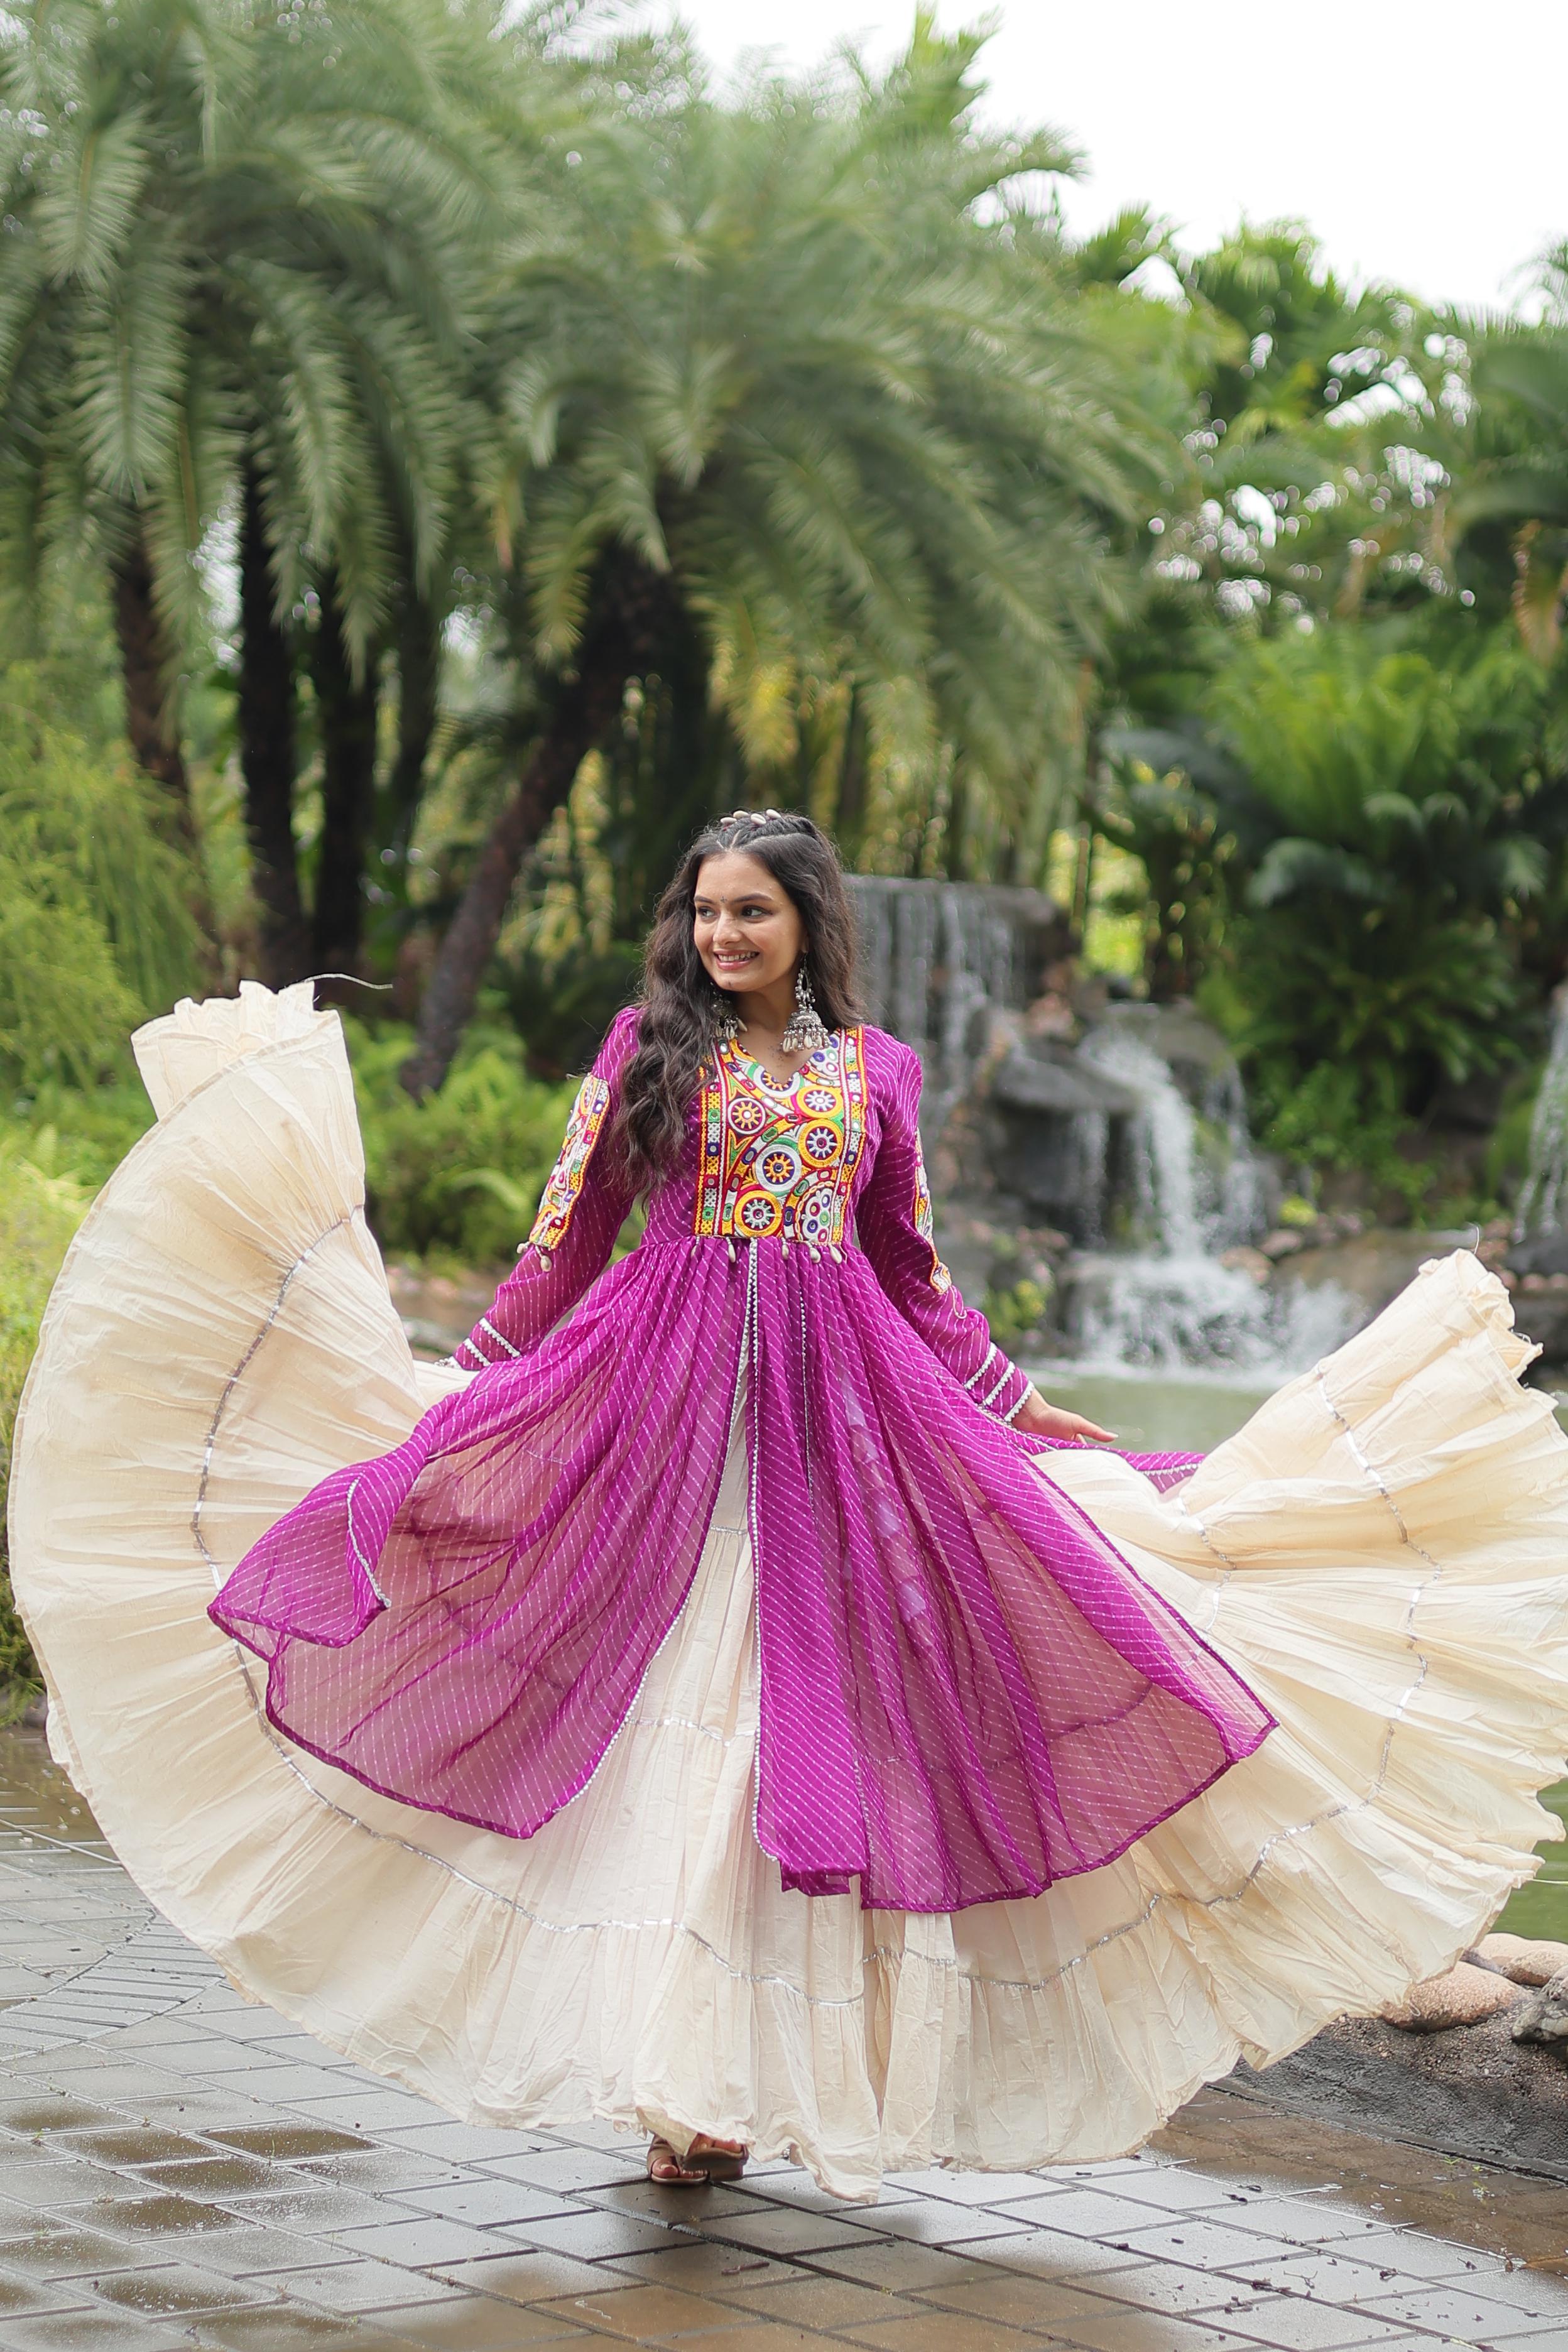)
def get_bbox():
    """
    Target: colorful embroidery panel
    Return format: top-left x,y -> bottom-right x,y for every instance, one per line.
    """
695,1030 -> 868,1244
528,1072 -> 611,1256
912,1140 -> 953,1293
